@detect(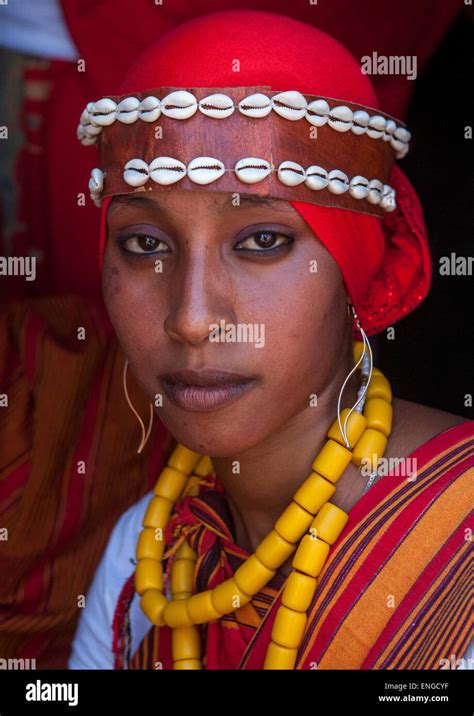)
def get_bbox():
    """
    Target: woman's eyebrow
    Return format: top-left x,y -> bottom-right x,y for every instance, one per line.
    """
108,192 -> 293,213
109,195 -> 162,212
